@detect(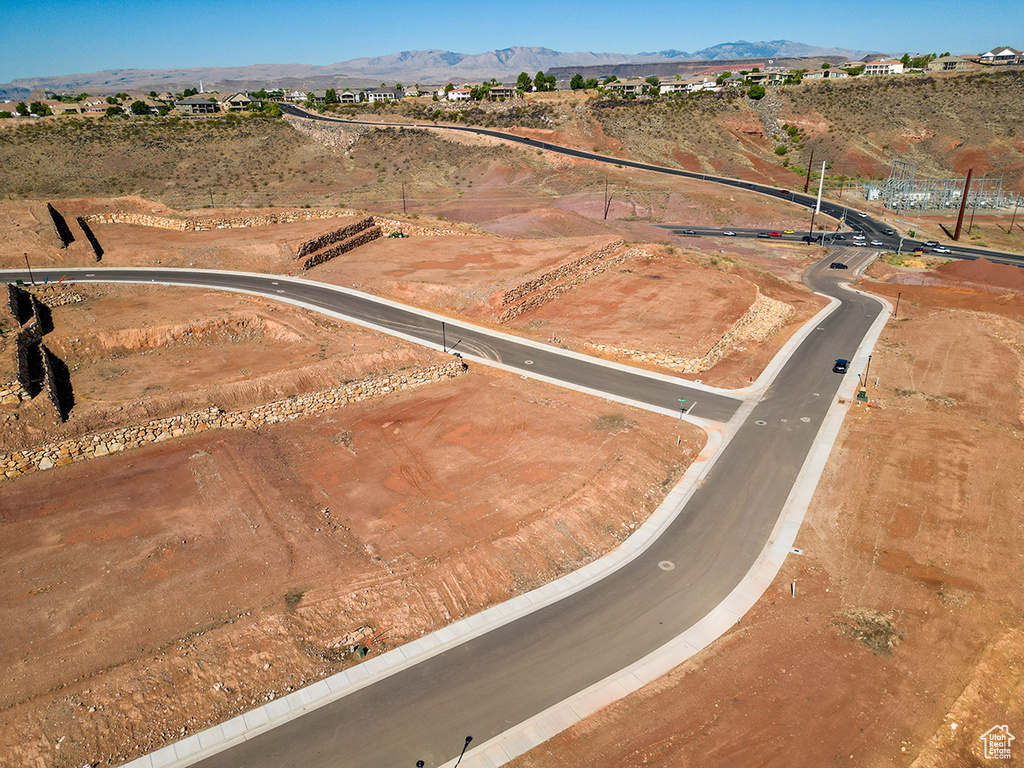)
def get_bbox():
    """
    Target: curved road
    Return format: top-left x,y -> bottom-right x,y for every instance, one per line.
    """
6,253 -> 884,767
285,105 -> 1024,267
